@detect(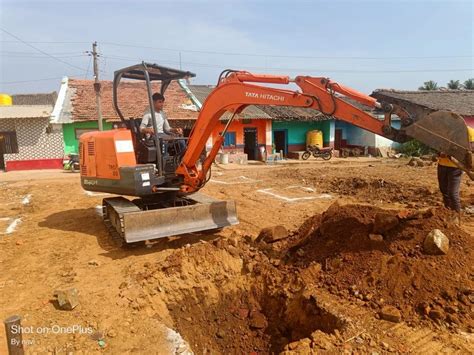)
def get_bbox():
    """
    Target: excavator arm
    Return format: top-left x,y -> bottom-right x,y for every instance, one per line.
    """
176,71 -> 473,193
